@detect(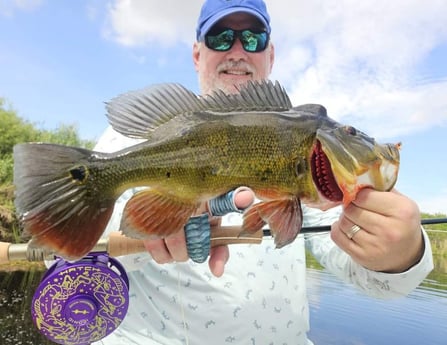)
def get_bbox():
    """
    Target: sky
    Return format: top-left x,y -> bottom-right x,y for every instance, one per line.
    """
0,0 -> 446,215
